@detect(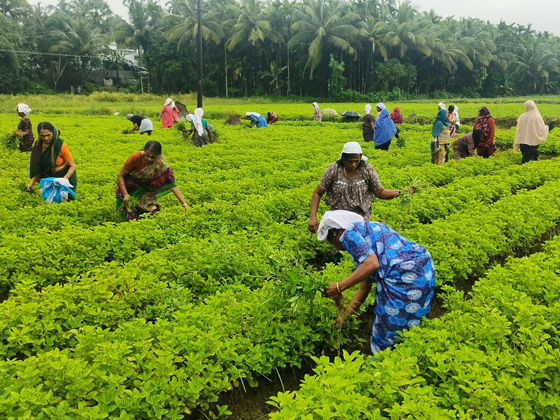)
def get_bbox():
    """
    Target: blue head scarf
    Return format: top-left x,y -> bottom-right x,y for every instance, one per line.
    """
432,108 -> 449,138
374,108 -> 397,146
